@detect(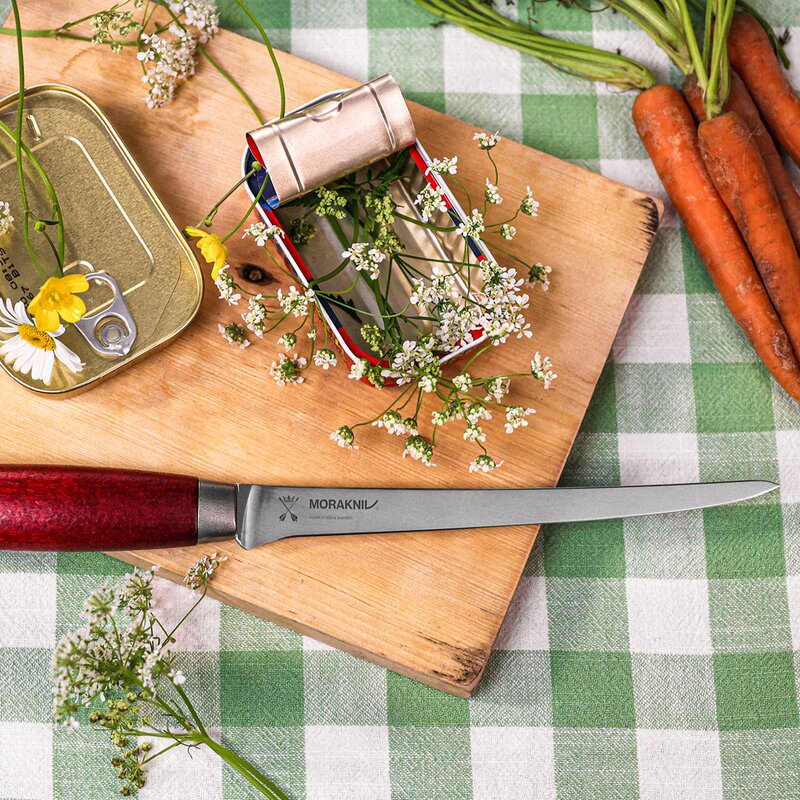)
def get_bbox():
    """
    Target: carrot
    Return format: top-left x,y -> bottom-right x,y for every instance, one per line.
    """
683,71 -> 800,255
728,12 -> 800,167
698,111 -> 800,365
633,85 -> 800,401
